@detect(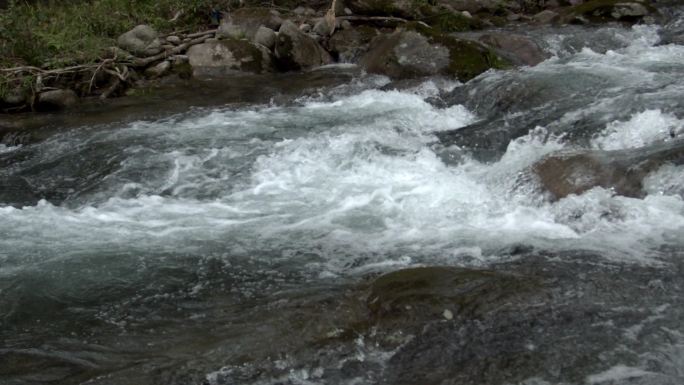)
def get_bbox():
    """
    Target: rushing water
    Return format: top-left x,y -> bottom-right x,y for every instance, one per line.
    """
1,22 -> 684,385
